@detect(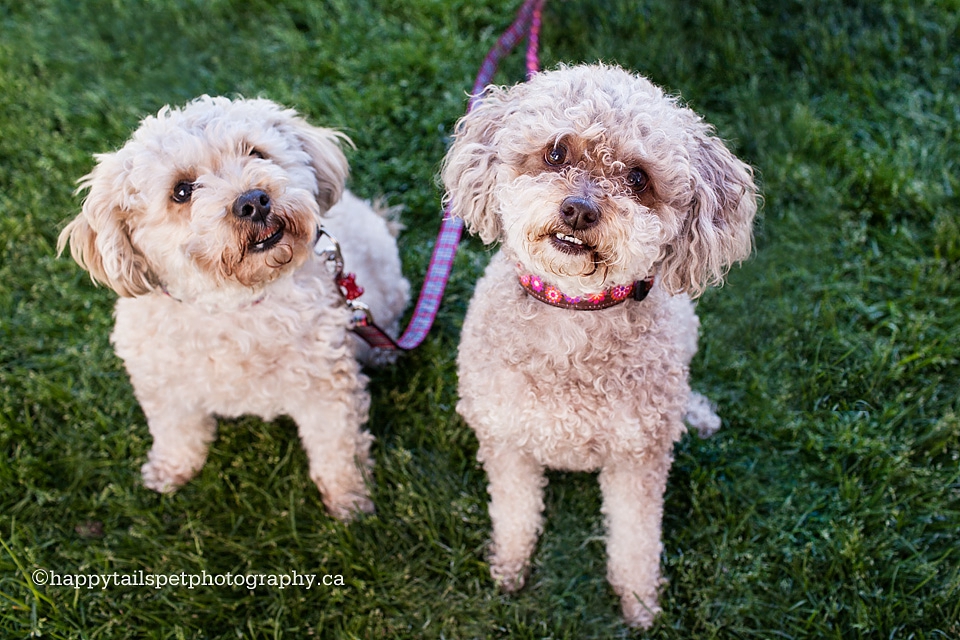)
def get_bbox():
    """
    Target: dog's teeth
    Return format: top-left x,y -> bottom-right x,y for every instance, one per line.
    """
555,232 -> 584,245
